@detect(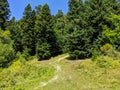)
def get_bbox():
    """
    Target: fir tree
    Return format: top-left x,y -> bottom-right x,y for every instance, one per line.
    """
21,4 -> 36,55
35,5 -> 42,15
10,20 -> 23,53
35,4 -> 58,60
54,10 -> 68,53
84,0 -> 120,51
0,0 -> 10,29
56,10 -> 64,18
67,0 -> 90,59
